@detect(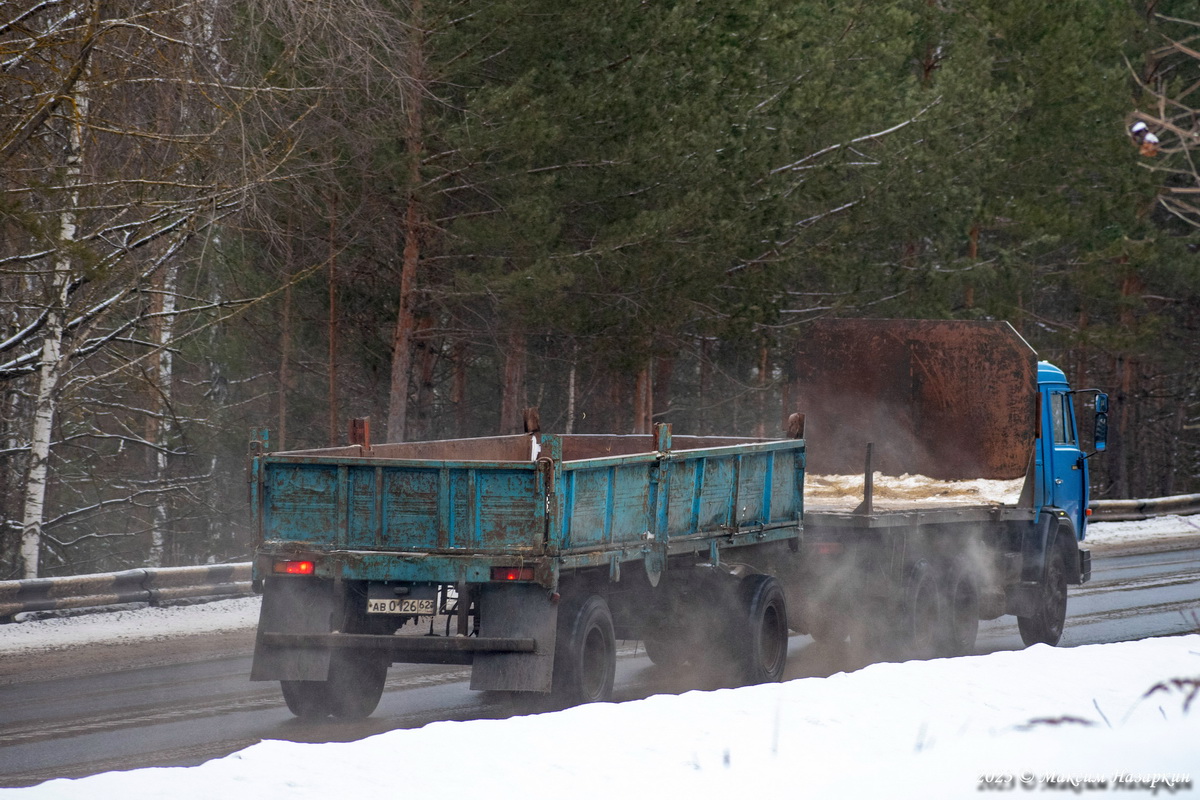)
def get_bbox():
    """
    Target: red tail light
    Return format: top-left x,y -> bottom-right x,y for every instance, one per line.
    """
491,566 -> 535,581
274,560 -> 315,575
813,542 -> 843,556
